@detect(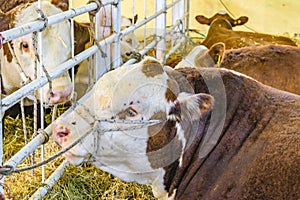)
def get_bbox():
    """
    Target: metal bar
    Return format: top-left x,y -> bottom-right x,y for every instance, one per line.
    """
123,17 -> 185,66
96,4 -> 112,78
29,160 -> 70,200
172,0 -> 185,45
37,0 -> 46,183
185,0 -> 190,36
112,0 -> 122,68
143,0 -> 147,48
3,88 -> 93,170
1,3 -> 99,44
0,0 -> 188,198
122,36 -> 160,66
155,0 -> 166,61
165,36 -> 186,59
119,0 -> 181,37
